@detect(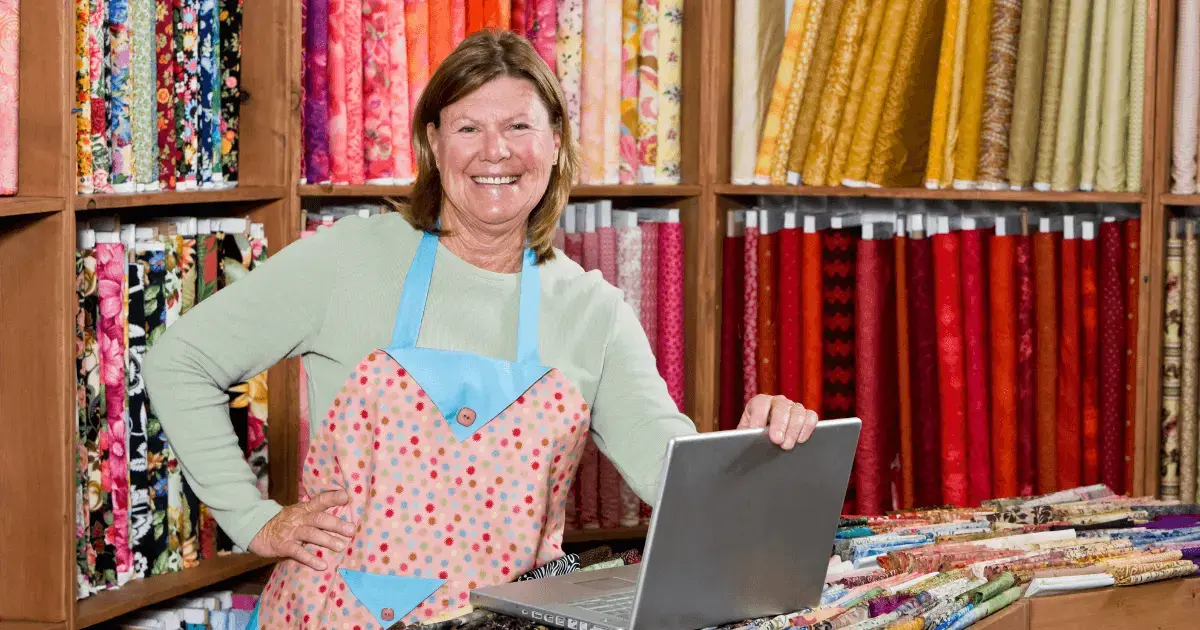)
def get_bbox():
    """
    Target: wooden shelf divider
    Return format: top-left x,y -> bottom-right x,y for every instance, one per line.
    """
75,186 -> 289,211
714,184 -> 1145,205
0,196 -> 65,217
